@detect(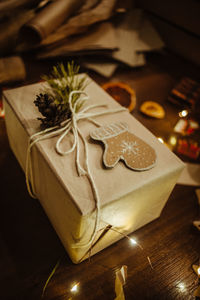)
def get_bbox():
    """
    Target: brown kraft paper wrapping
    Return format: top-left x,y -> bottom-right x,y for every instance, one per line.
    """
3,75 -> 185,263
